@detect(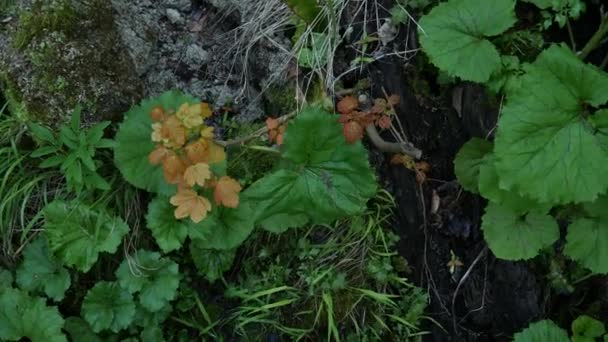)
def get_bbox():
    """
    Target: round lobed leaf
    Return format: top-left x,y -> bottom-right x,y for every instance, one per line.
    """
453,138 -> 493,193
146,196 -> 205,253
190,200 -> 255,250
81,281 -> 136,333
513,320 -> 569,342
190,240 -> 236,282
